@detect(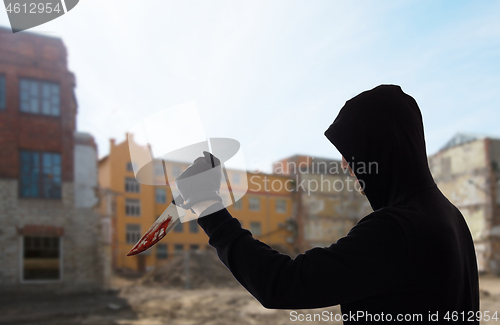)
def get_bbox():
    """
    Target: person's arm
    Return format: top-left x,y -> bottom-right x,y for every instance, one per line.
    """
197,203 -> 407,309
177,152 -> 407,309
